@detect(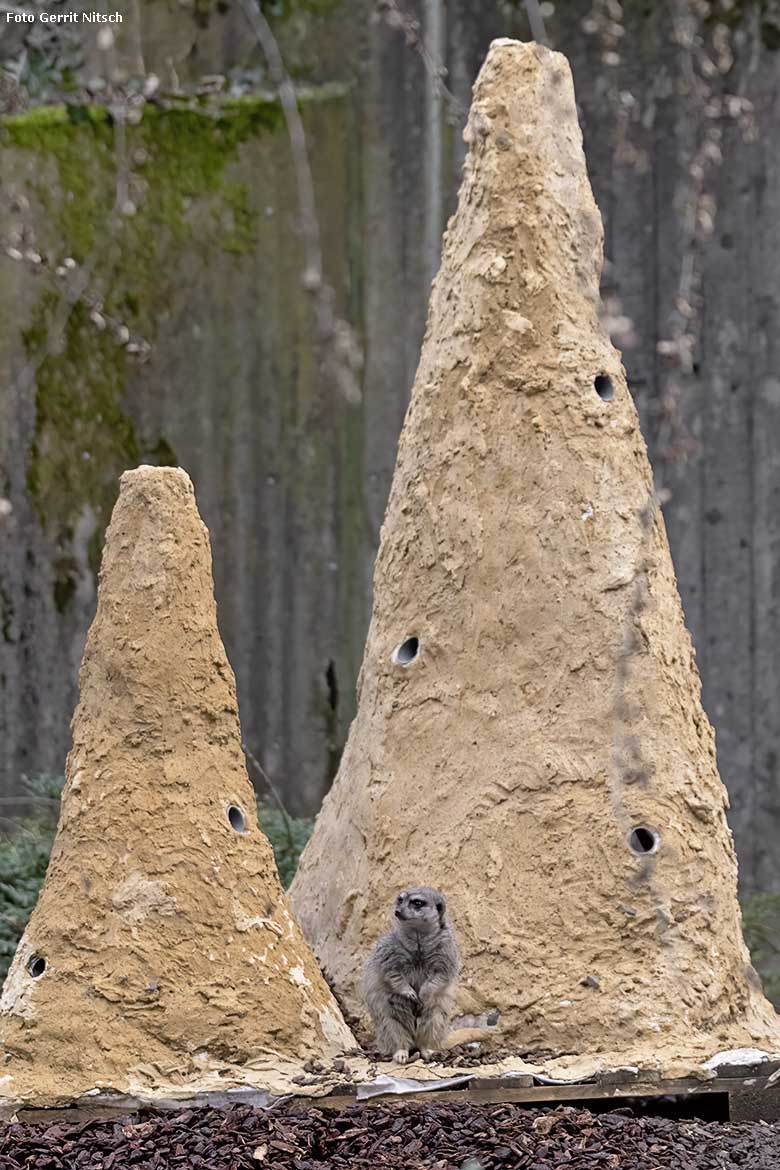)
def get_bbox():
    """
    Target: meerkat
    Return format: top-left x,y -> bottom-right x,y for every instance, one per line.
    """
362,886 -> 459,1064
